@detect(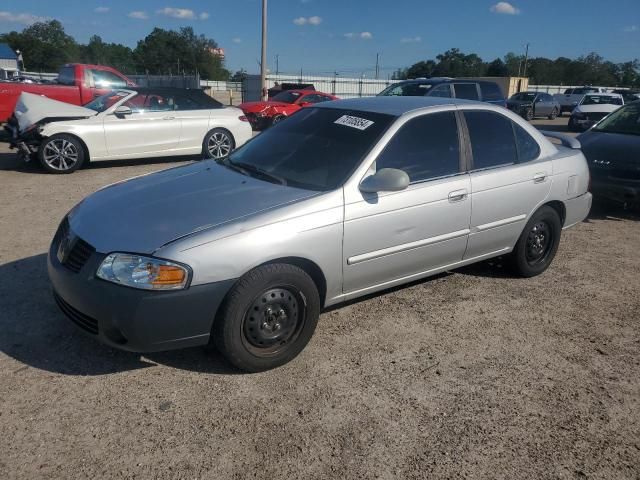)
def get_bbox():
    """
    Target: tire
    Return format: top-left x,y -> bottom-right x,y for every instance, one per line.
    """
524,108 -> 534,121
548,108 -> 558,120
568,118 -> 578,132
38,134 -> 85,174
203,128 -> 235,160
509,206 -> 562,278
271,114 -> 286,126
213,263 -> 320,372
